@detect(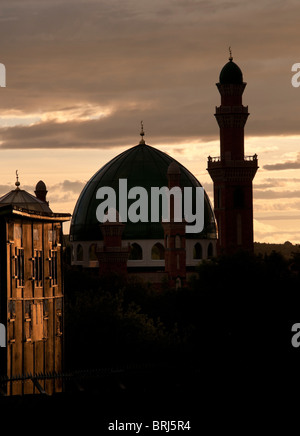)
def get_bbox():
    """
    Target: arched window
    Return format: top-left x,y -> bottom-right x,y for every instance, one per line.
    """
193,242 -> 203,260
175,235 -> 181,249
129,243 -> 143,260
89,243 -> 98,261
207,242 -> 213,259
76,244 -> 83,261
151,243 -> 165,260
